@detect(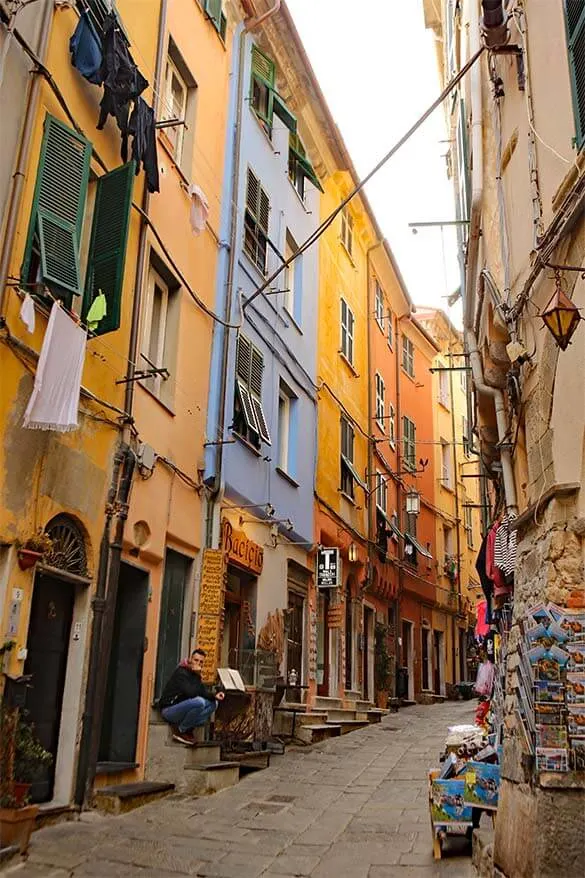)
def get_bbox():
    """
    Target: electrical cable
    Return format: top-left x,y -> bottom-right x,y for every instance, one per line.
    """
243,45 -> 486,313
